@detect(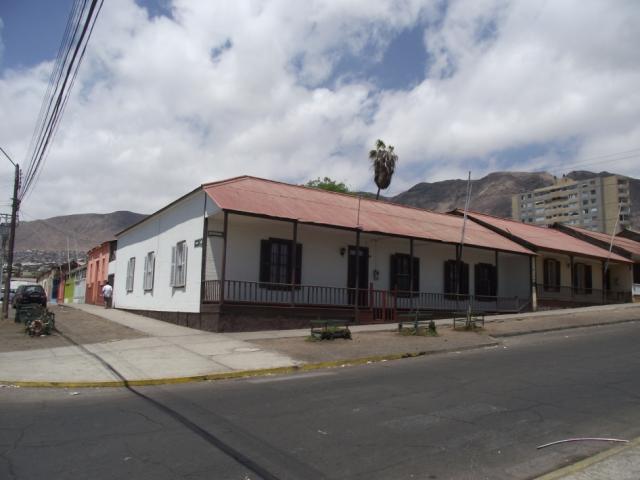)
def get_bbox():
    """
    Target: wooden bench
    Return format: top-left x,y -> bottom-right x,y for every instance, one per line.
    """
398,311 -> 433,333
310,319 -> 352,340
453,310 -> 485,329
